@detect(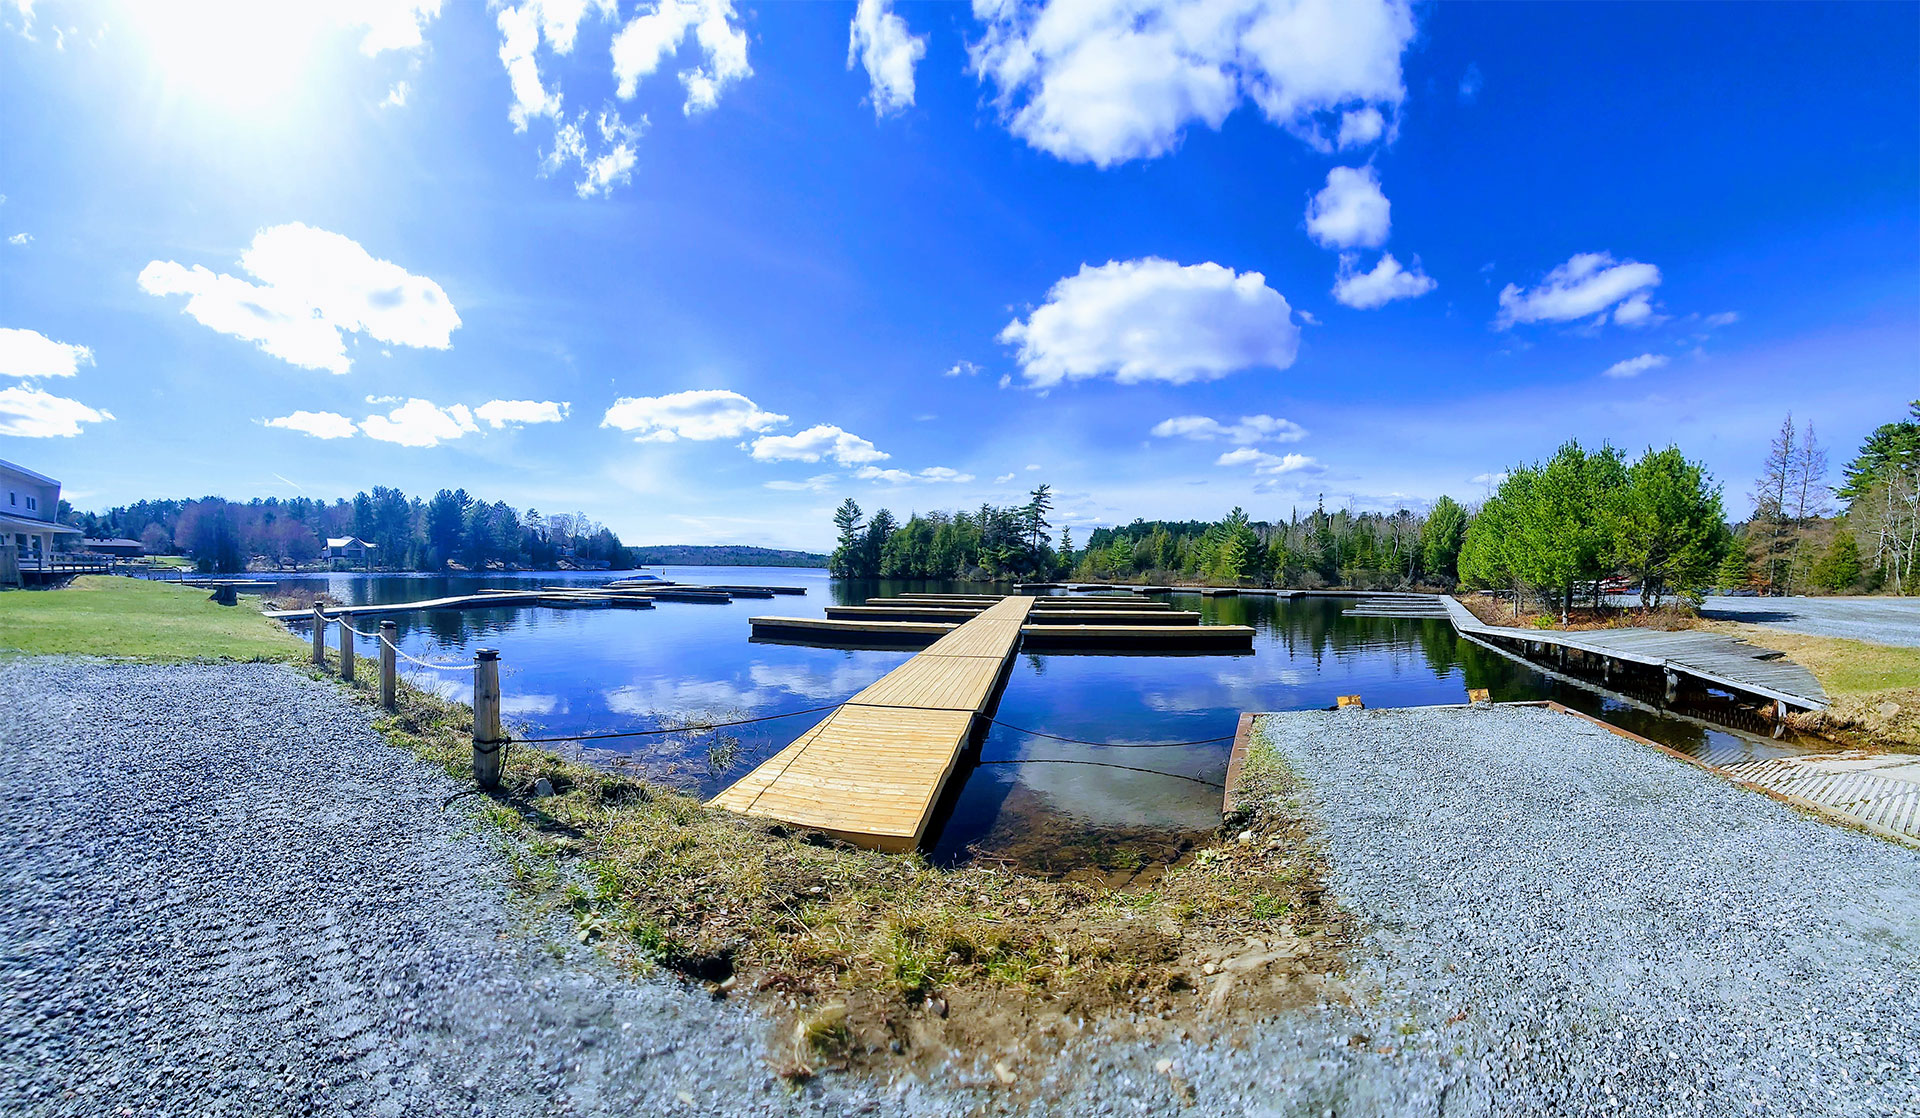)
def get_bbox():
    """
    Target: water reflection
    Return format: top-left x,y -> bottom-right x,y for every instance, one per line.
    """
253,570 -> 1816,869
